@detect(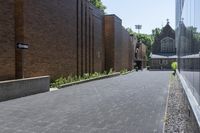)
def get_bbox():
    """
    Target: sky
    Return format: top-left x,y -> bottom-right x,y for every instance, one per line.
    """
101,0 -> 175,34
